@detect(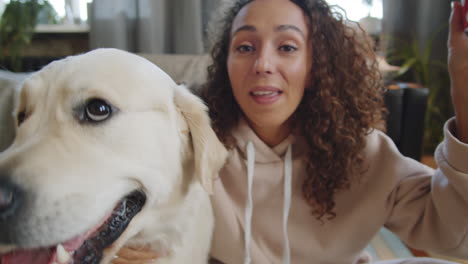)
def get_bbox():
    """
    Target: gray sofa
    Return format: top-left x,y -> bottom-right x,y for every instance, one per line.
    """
0,52 -> 415,261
